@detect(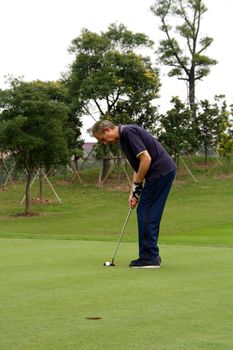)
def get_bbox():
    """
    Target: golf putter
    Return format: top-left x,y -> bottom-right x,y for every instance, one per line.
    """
110,207 -> 133,266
